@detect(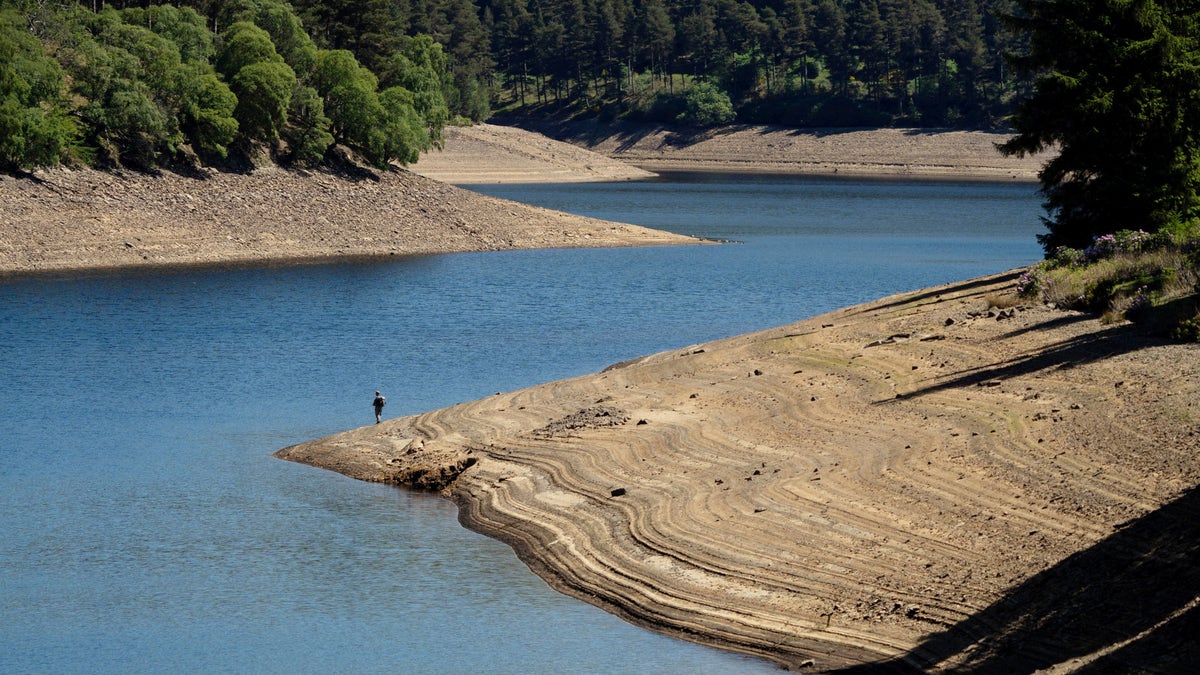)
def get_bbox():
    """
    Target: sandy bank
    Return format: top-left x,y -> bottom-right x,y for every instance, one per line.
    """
0,165 -> 696,278
279,272 -> 1200,672
410,123 -> 657,184
412,121 -> 1047,184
